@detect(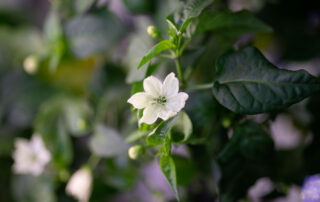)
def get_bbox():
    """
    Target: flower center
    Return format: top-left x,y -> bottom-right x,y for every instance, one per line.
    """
153,96 -> 167,105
